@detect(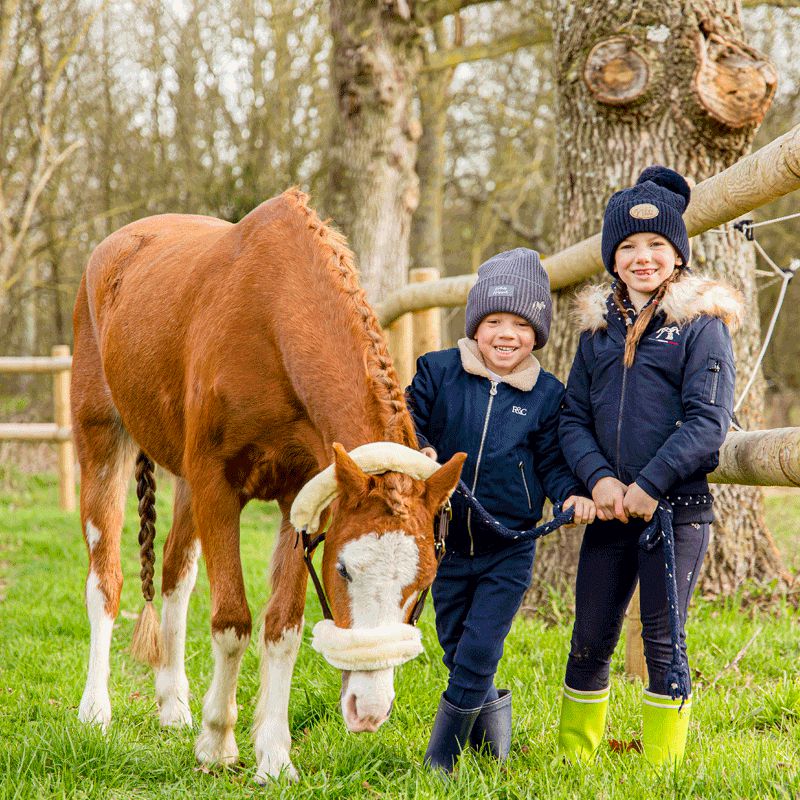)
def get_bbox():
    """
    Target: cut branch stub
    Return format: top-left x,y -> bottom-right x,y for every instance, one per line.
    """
583,37 -> 650,105
693,33 -> 777,128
